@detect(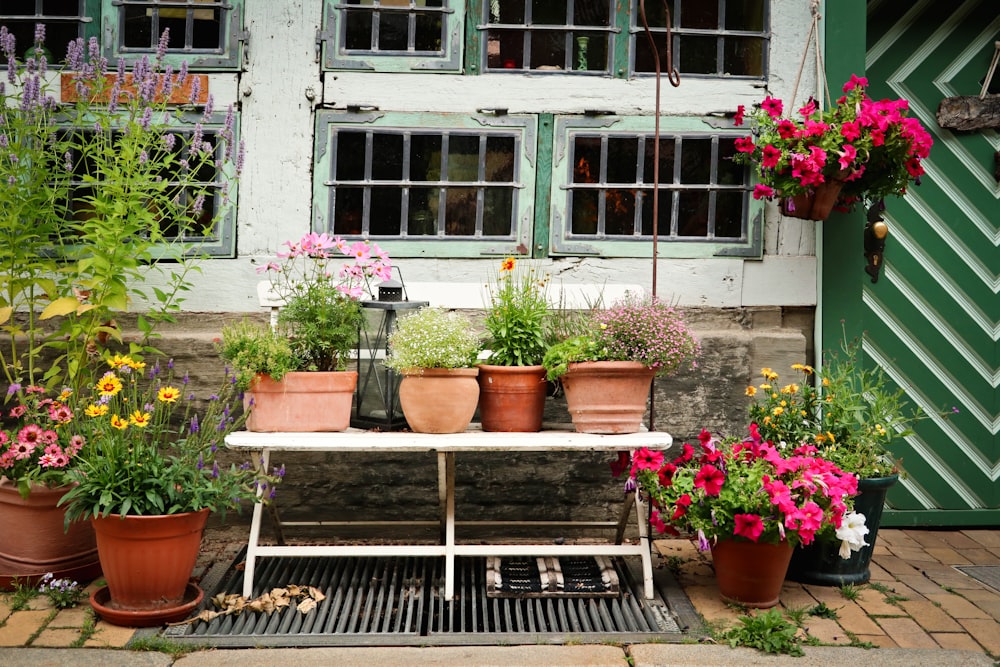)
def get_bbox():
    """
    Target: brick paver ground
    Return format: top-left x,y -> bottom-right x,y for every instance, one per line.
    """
0,528 -> 997,660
